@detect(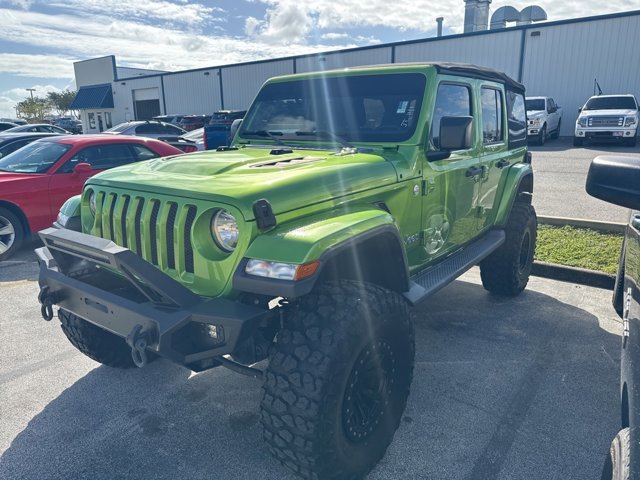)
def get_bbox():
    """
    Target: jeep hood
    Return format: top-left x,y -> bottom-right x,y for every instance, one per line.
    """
86,147 -> 399,220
